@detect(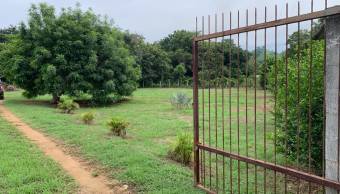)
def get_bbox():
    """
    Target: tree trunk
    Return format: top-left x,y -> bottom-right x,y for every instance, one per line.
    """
52,94 -> 60,104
